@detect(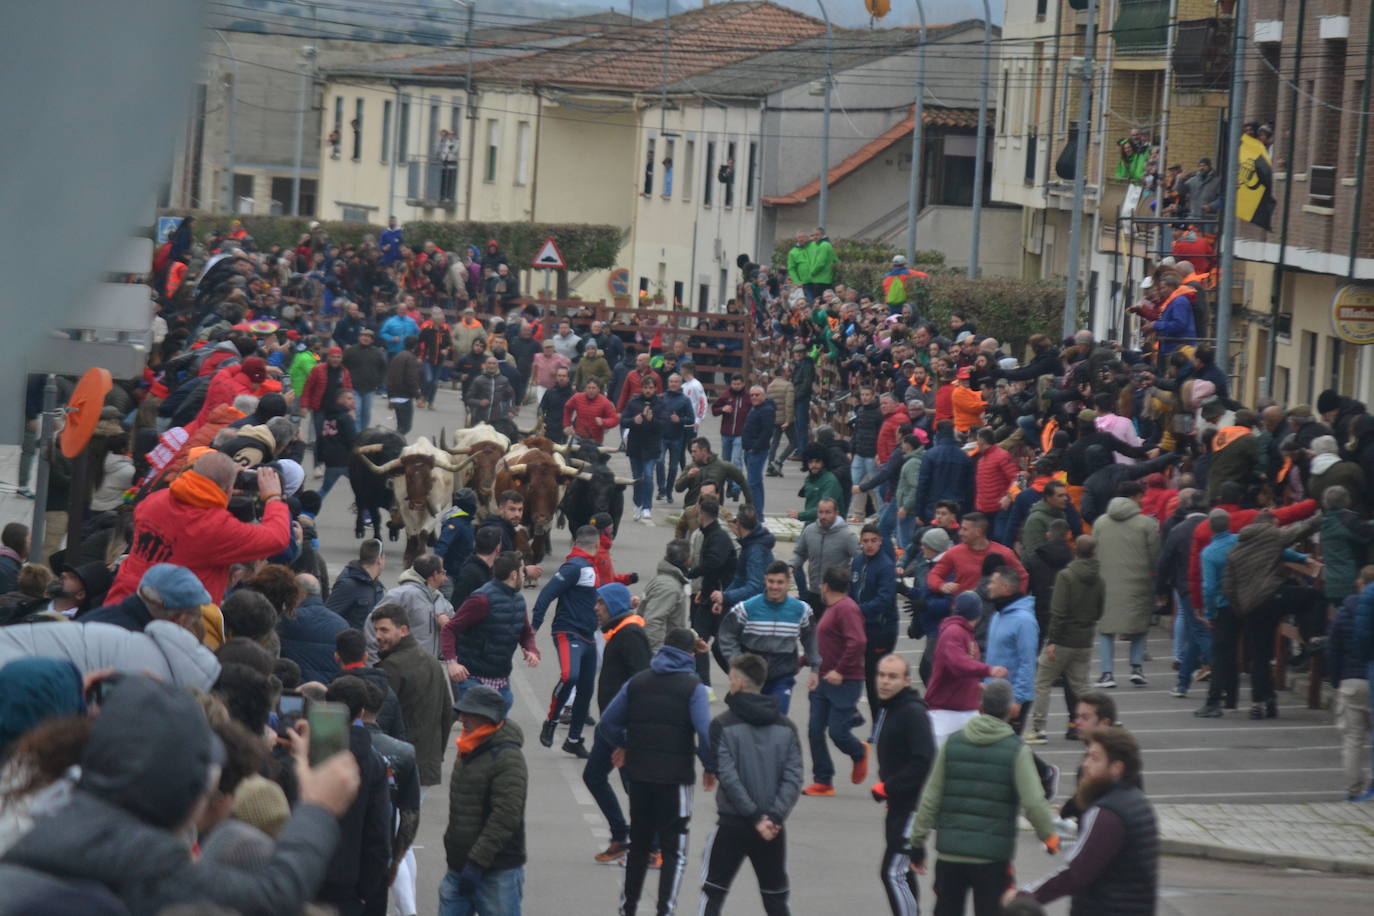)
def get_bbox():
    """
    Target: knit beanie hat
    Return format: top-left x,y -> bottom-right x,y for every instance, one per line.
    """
233,774 -> 291,837
1317,389 -> 1342,416
920,528 -> 951,552
954,591 -> 984,621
